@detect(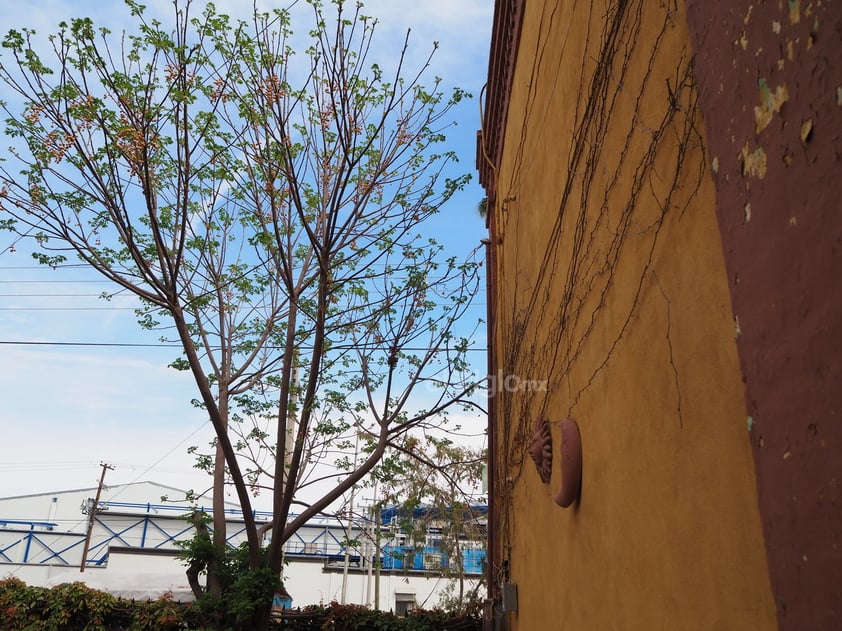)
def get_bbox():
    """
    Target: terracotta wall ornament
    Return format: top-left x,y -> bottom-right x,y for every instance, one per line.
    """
529,415 -> 582,506
529,416 -> 553,484
554,418 -> 582,508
